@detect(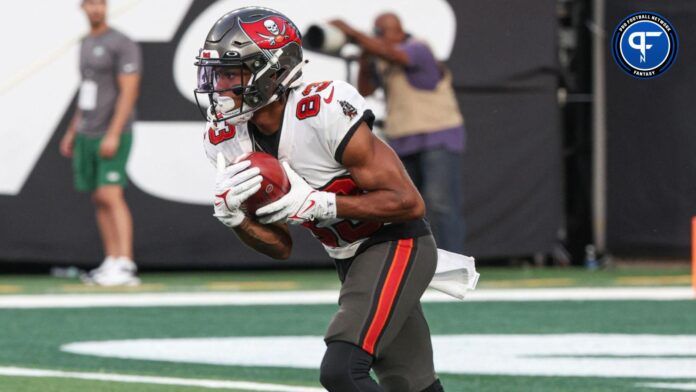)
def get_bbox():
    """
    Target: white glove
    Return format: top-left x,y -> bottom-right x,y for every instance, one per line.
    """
207,96 -> 253,125
256,162 -> 337,225
213,154 -> 262,228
